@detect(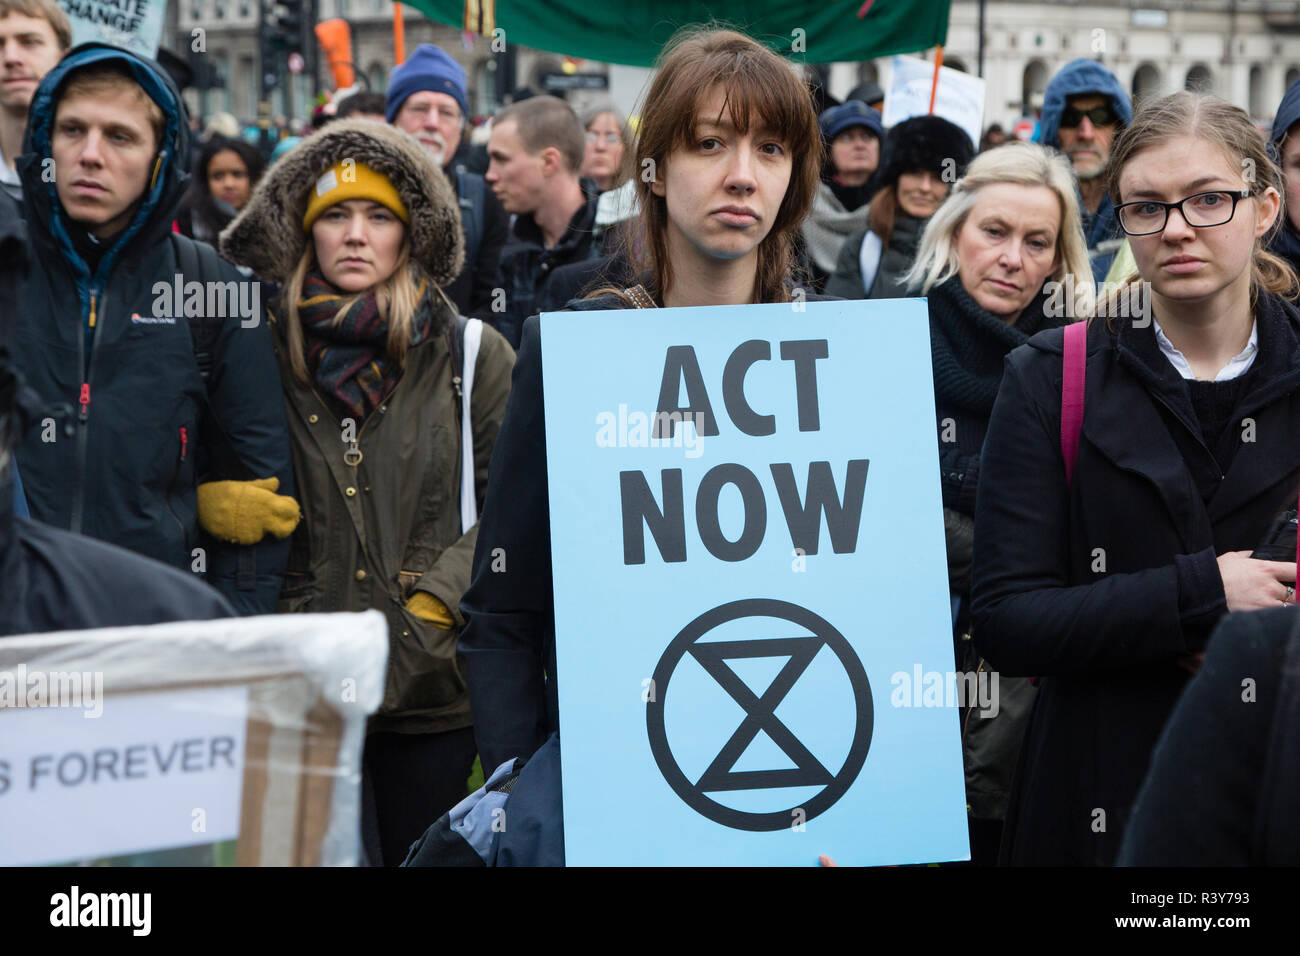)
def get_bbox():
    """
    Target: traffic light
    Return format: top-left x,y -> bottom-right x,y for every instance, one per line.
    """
269,0 -> 305,54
